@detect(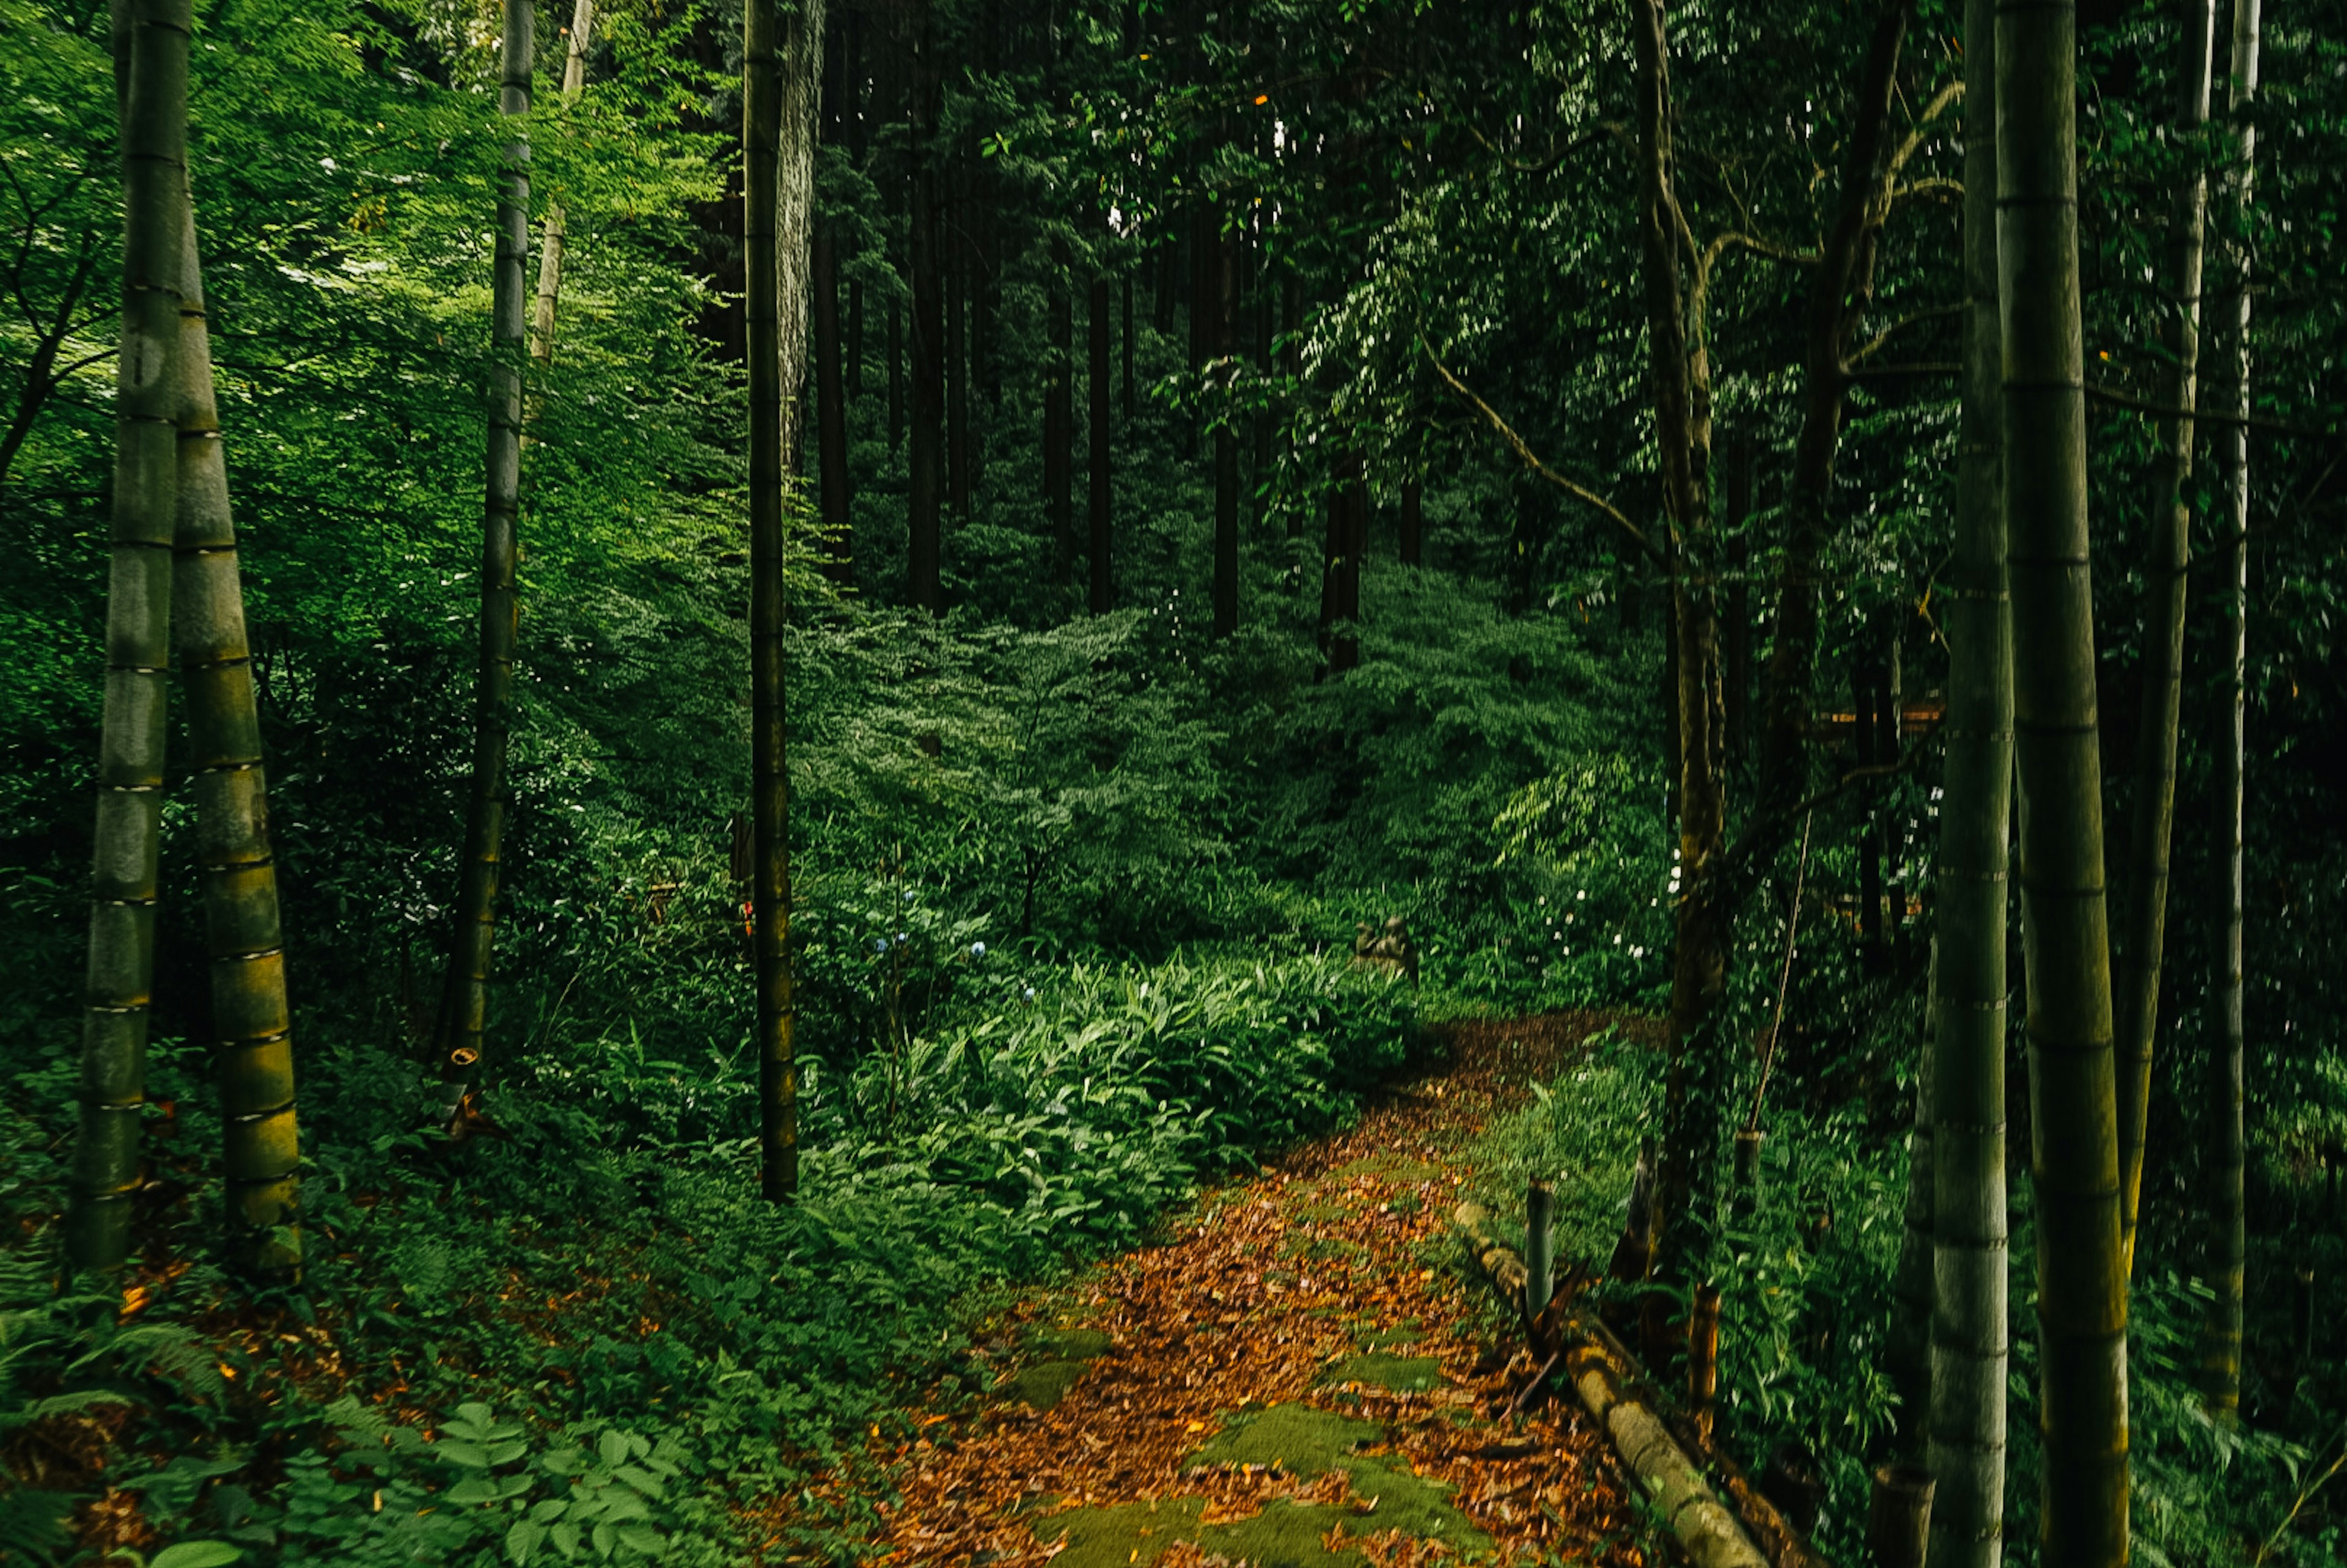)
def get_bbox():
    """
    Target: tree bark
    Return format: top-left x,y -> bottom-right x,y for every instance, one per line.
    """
1999,0 -> 2129,1555
1089,271 -> 1112,613
1758,1 -> 1914,821
813,220 -> 853,581
906,9 -> 942,612
437,0 -> 532,1107
70,0 -> 189,1274
1399,478 -> 1422,566
172,191 -> 303,1281
1926,5 -> 2011,1558
1120,273 -> 1135,423
887,296 -> 903,450
2114,0 -> 2217,1277
1317,451 -> 1364,676
2202,0 -> 2260,1420
947,247 -> 969,516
